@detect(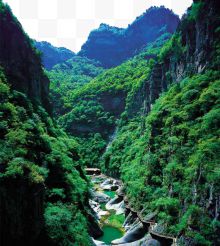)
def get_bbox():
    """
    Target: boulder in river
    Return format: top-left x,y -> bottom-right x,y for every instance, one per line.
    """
142,239 -> 161,246
92,238 -> 109,246
92,191 -> 110,203
98,210 -> 110,217
102,185 -> 112,191
100,179 -> 120,191
106,196 -> 123,210
117,186 -> 125,196
100,179 -> 112,186
113,237 -> 161,246
123,212 -> 137,231
106,196 -> 125,215
112,220 -> 146,244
